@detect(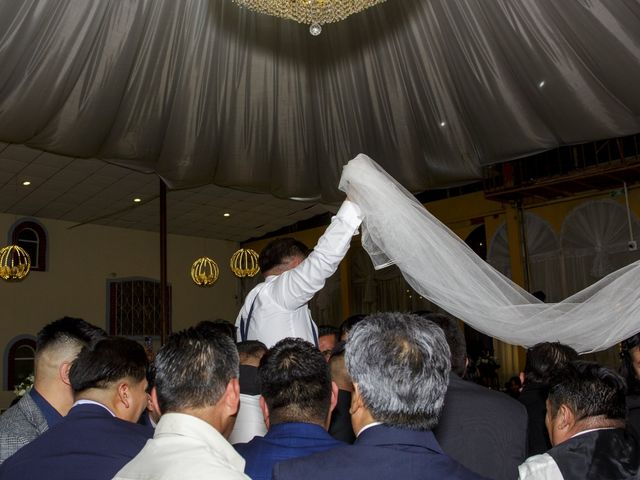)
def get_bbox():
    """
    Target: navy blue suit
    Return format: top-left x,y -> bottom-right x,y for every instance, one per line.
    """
235,422 -> 343,480
0,403 -> 152,480
273,424 -> 487,480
